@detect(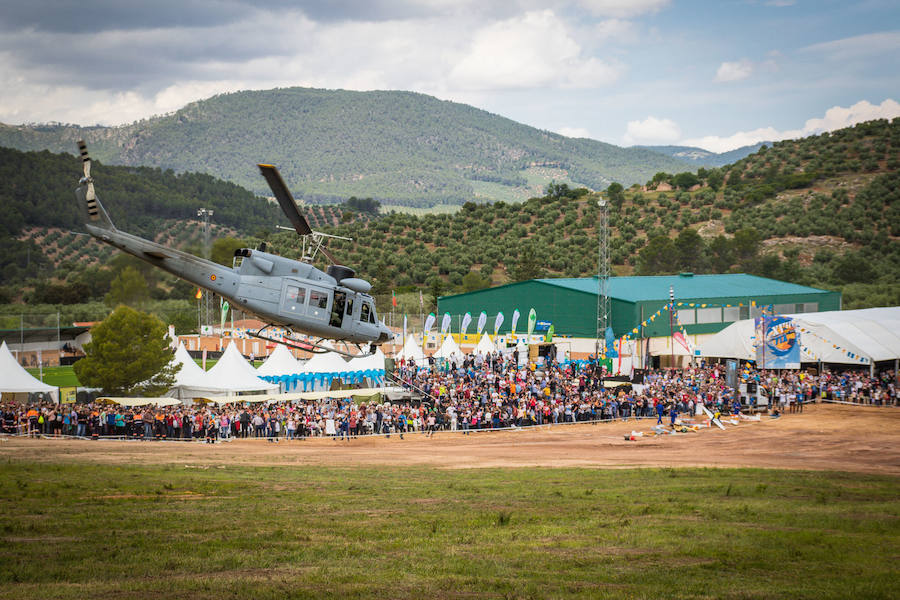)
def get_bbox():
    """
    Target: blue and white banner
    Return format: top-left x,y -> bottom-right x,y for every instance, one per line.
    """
477,311 -> 487,334
424,312 -> 436,335
440,312 -> 452,334
755,315 -> 800,369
